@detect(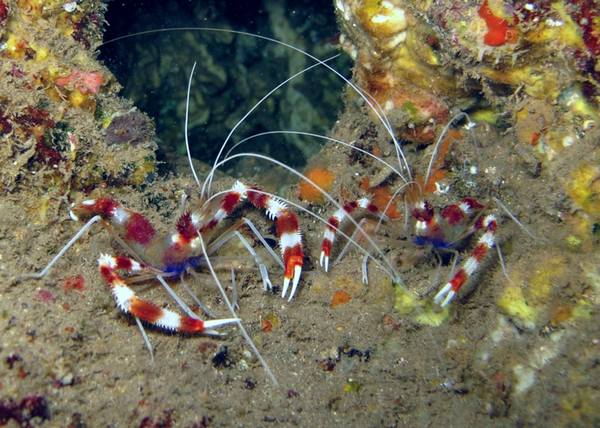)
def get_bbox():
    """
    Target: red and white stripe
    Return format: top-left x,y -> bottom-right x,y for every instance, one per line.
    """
434,214 -> 497,307
414,197 -> 485,243
194,181 -> 304,300
413,200 -> 438,238
197,181 -> 248,234
74,181 -> 305,302
320,197 -> 380,272
247,185 -> 304,301
70,198 -> 156,246
440,197 -> 484,227
97,254 -> 238,333
163,181 -> 251,264
276,212 -> 303,301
